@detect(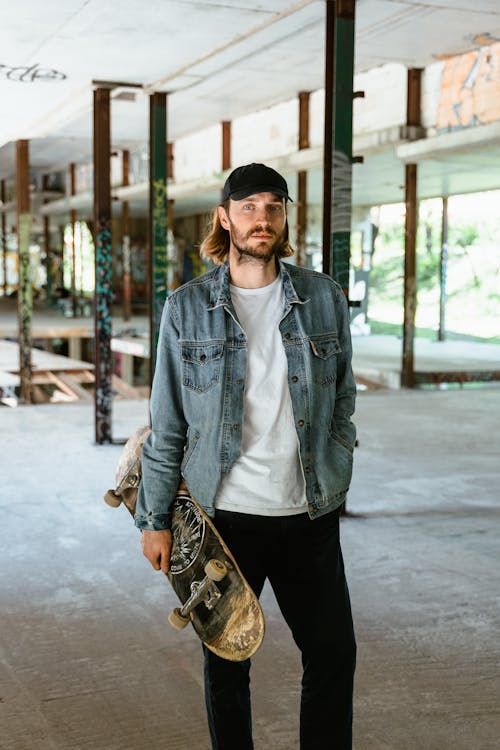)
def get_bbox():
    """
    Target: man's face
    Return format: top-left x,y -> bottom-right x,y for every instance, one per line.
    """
218,192 -> 287,264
